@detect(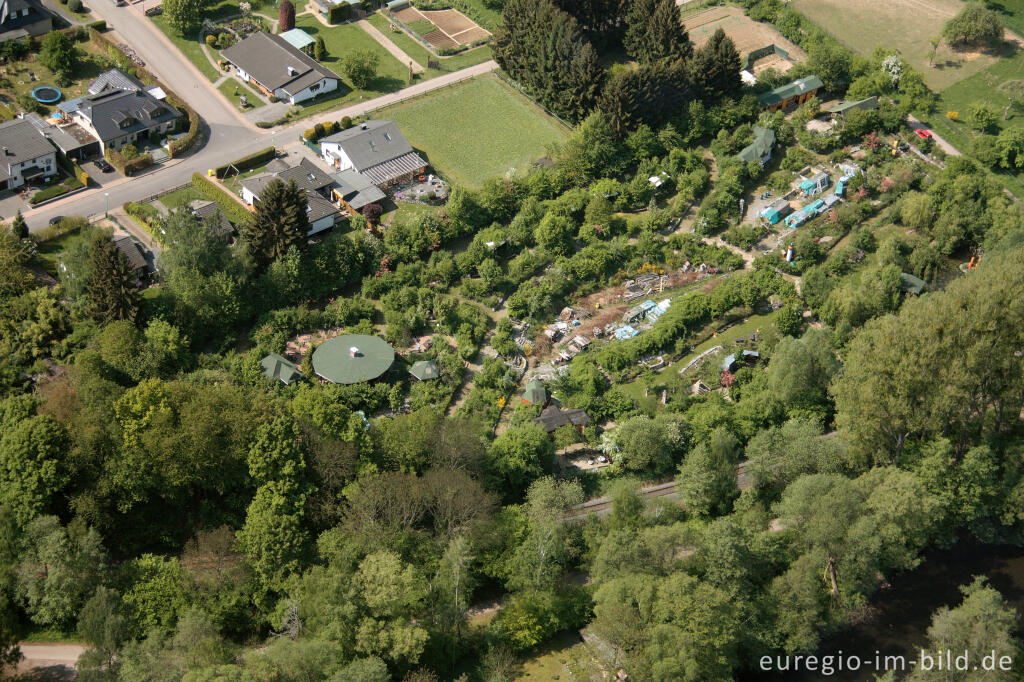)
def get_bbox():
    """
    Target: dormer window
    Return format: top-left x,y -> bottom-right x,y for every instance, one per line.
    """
383,132 -> 391,142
